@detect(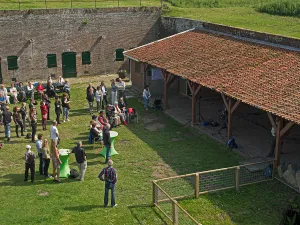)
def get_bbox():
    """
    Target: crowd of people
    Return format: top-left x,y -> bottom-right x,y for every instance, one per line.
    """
18,77 -> 134,208
0,75 -> 143,208
0,76 -> 71,143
